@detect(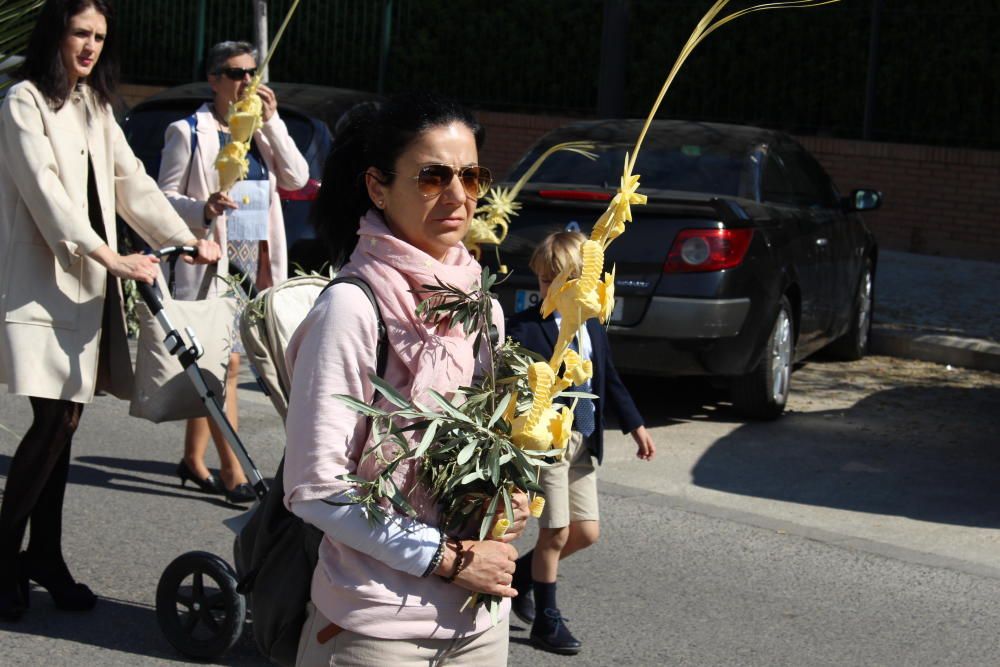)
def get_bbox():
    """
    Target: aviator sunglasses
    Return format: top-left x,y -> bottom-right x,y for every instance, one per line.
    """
383,164 -> 493,199
216,66 -> 257,81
